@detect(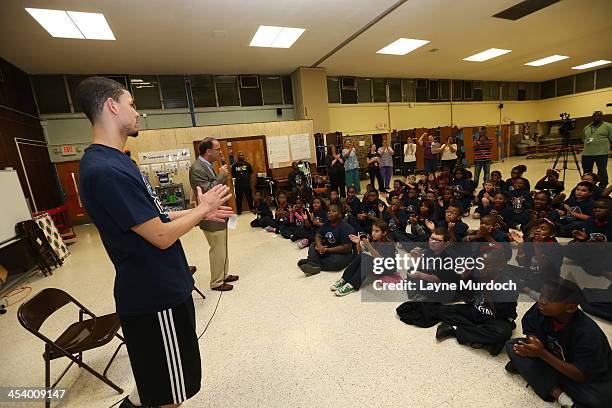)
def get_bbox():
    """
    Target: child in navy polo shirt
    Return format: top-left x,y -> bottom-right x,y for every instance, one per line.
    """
508,219 -> 563,300
490,170 -> 508,191
518,191 -> 560,234
449,168 -> 474,216
427,202 -> 468,242
402,187 -> 420,213
298,203 -> 355,276
265,191 -> 290,233
506,279 -> 612,408
327,189 -> 345,214
358,190 -> 386,233
250,190 -> 273,228
473,180 -> 497,219
559,181 -> 594,237
381,196 -> 408,235
506,165 -> 530,191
